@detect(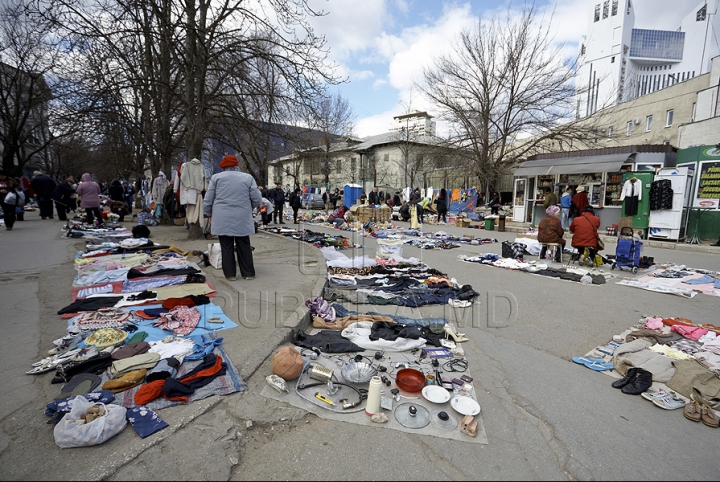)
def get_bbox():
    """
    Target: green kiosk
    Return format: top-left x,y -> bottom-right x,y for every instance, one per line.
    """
621,171 -> 654,239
